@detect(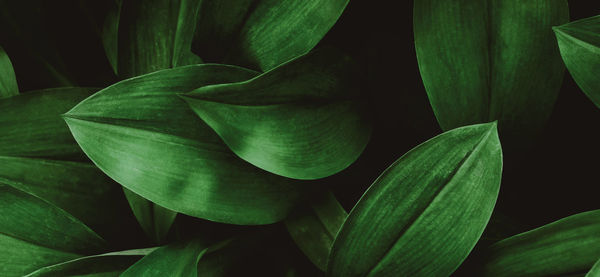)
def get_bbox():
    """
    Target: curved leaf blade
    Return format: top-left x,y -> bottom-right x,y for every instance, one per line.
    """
414,0 -> 568,141
121,239 -> 206,277
327,122 -> 503,276
587,258 -> 600,277
224,0 -> 349,71
554,15 -> 600,108
182,48 -> 371,180
63,65 -> 304,225
122,187 -> 177,244
0,45 -> 18,98
481,210 -> 600,276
